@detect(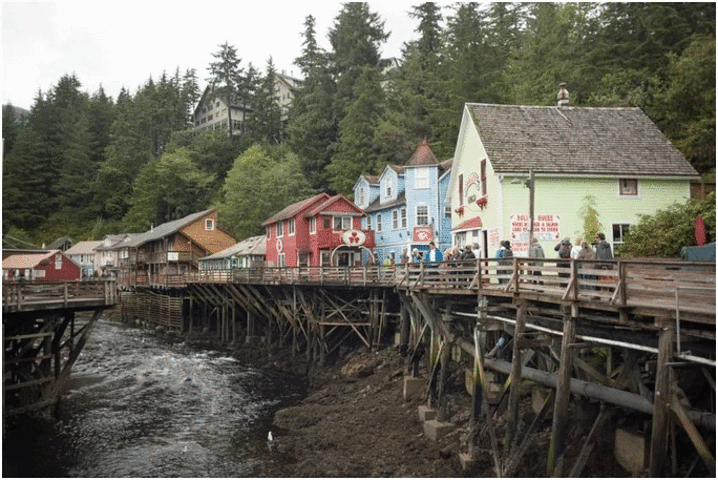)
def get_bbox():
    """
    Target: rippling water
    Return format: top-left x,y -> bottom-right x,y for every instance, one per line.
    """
3,318 -> 306,477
